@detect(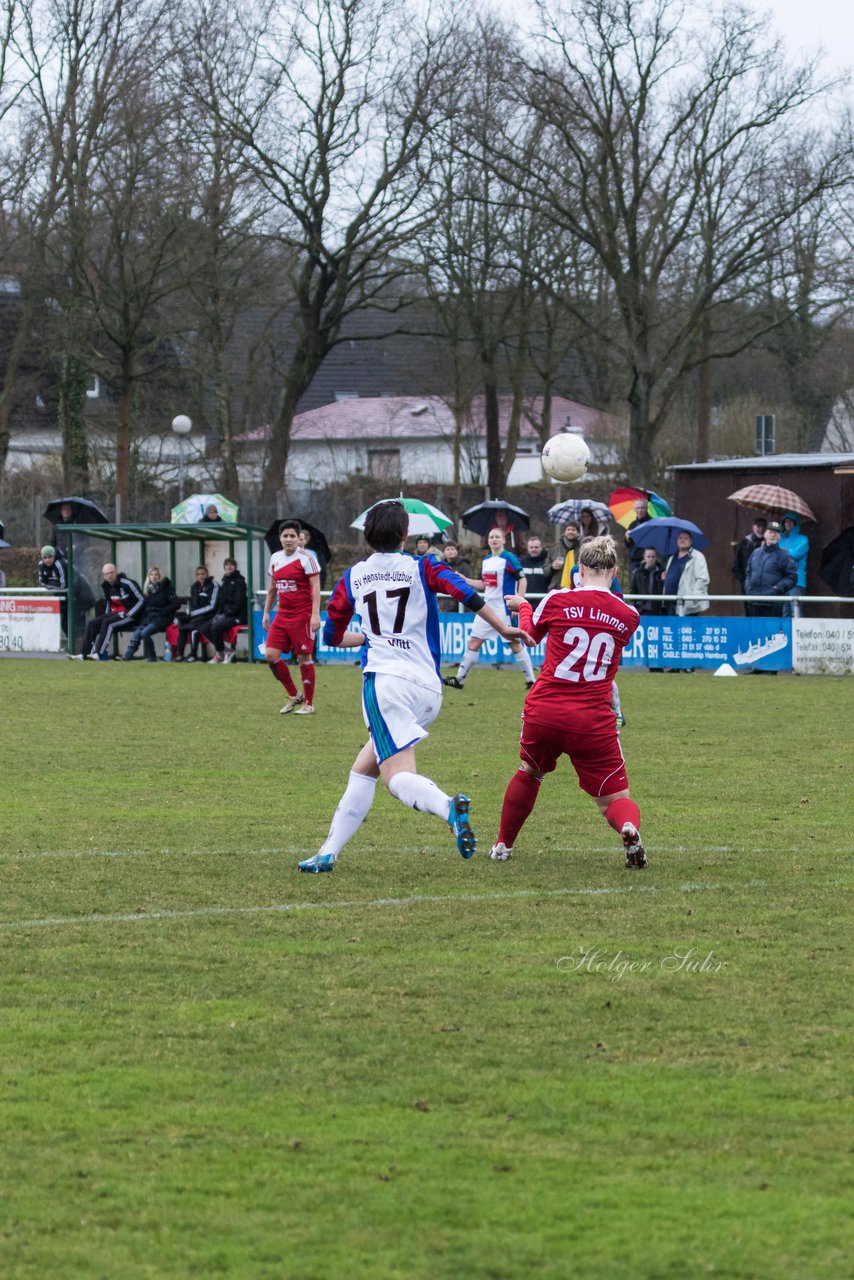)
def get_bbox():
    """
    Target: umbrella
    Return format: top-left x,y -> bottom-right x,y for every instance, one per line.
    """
819,527 -> 854,596
628,517 -> 709,558
170,493 -> 239,524
351,497 -> 453,538
608,487 -> 673,529
728,484 -> 816,522
459,500 -> 530,538
547,499 -> 611,528
265,517 -> 331,566
43,496 -> 109,525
